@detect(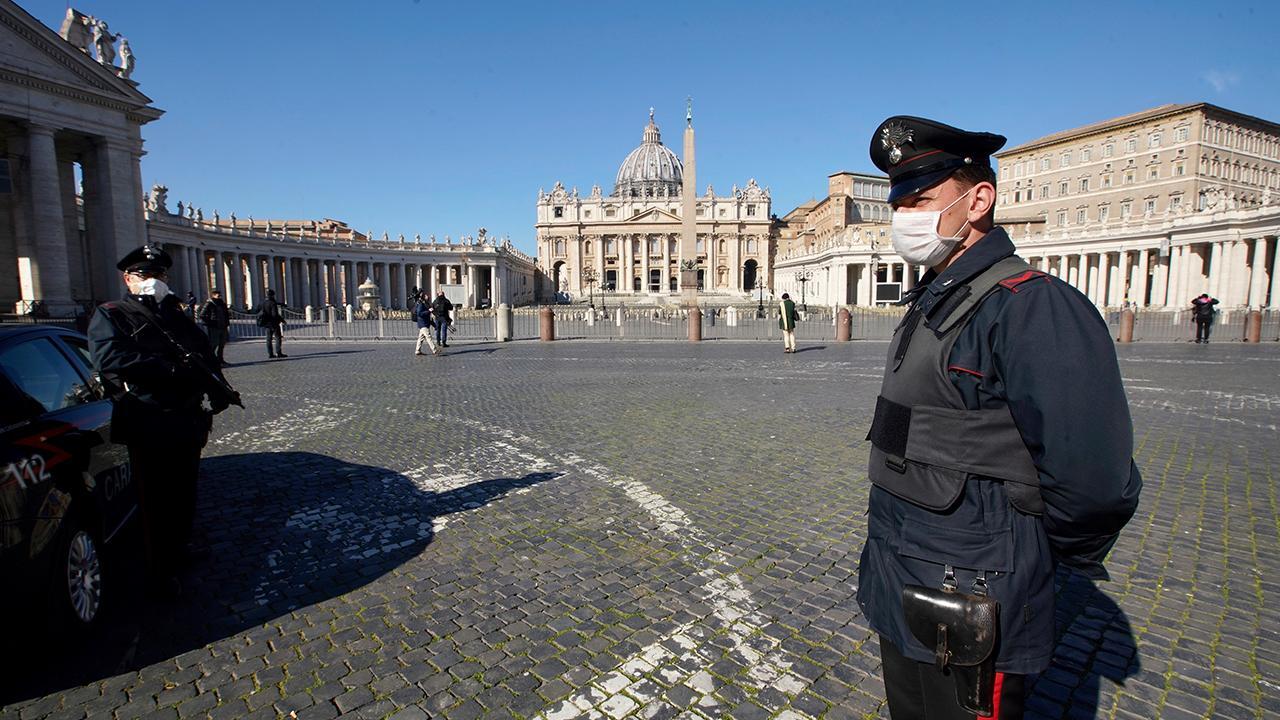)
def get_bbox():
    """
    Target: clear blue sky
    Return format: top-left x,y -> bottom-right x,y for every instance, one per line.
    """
26,1 -> 1280,255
